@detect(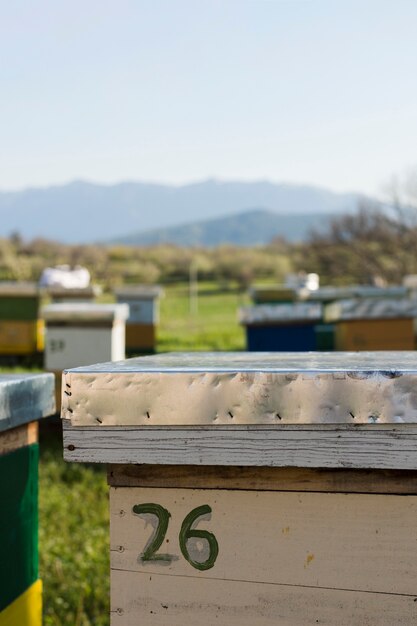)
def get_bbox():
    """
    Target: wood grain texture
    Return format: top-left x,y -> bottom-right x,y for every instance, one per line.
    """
110,487 -> 417,625
0,422 -> 37,456
111,570 -> 417,626
110,487 -> 417,595
63,422 -> 417,469
108,464 -> 417,494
